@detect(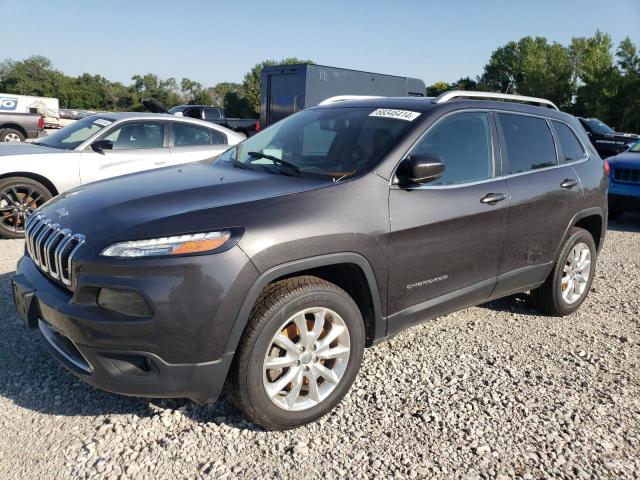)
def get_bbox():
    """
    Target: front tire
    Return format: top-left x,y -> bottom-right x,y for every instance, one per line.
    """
0,176 -> 52,239
230,276 -> 365,430
0,128 -> 26,143
530,227 -> 596,316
